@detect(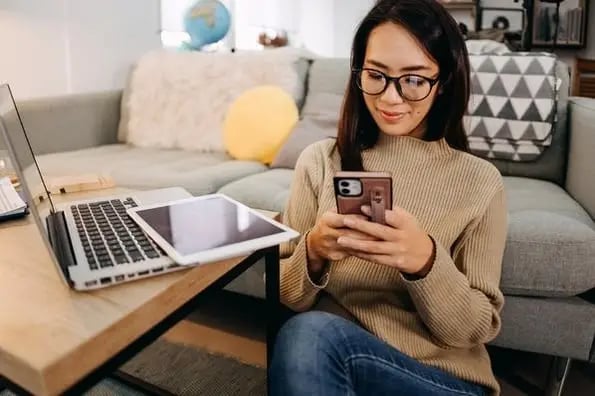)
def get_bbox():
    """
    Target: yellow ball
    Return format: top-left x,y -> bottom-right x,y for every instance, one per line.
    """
223,85 -> 298,164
